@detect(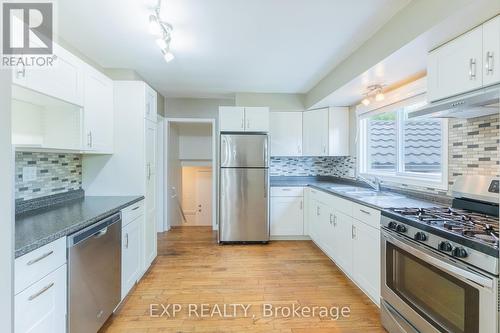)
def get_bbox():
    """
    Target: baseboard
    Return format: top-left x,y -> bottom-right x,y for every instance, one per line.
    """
270,235 -> 311,241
